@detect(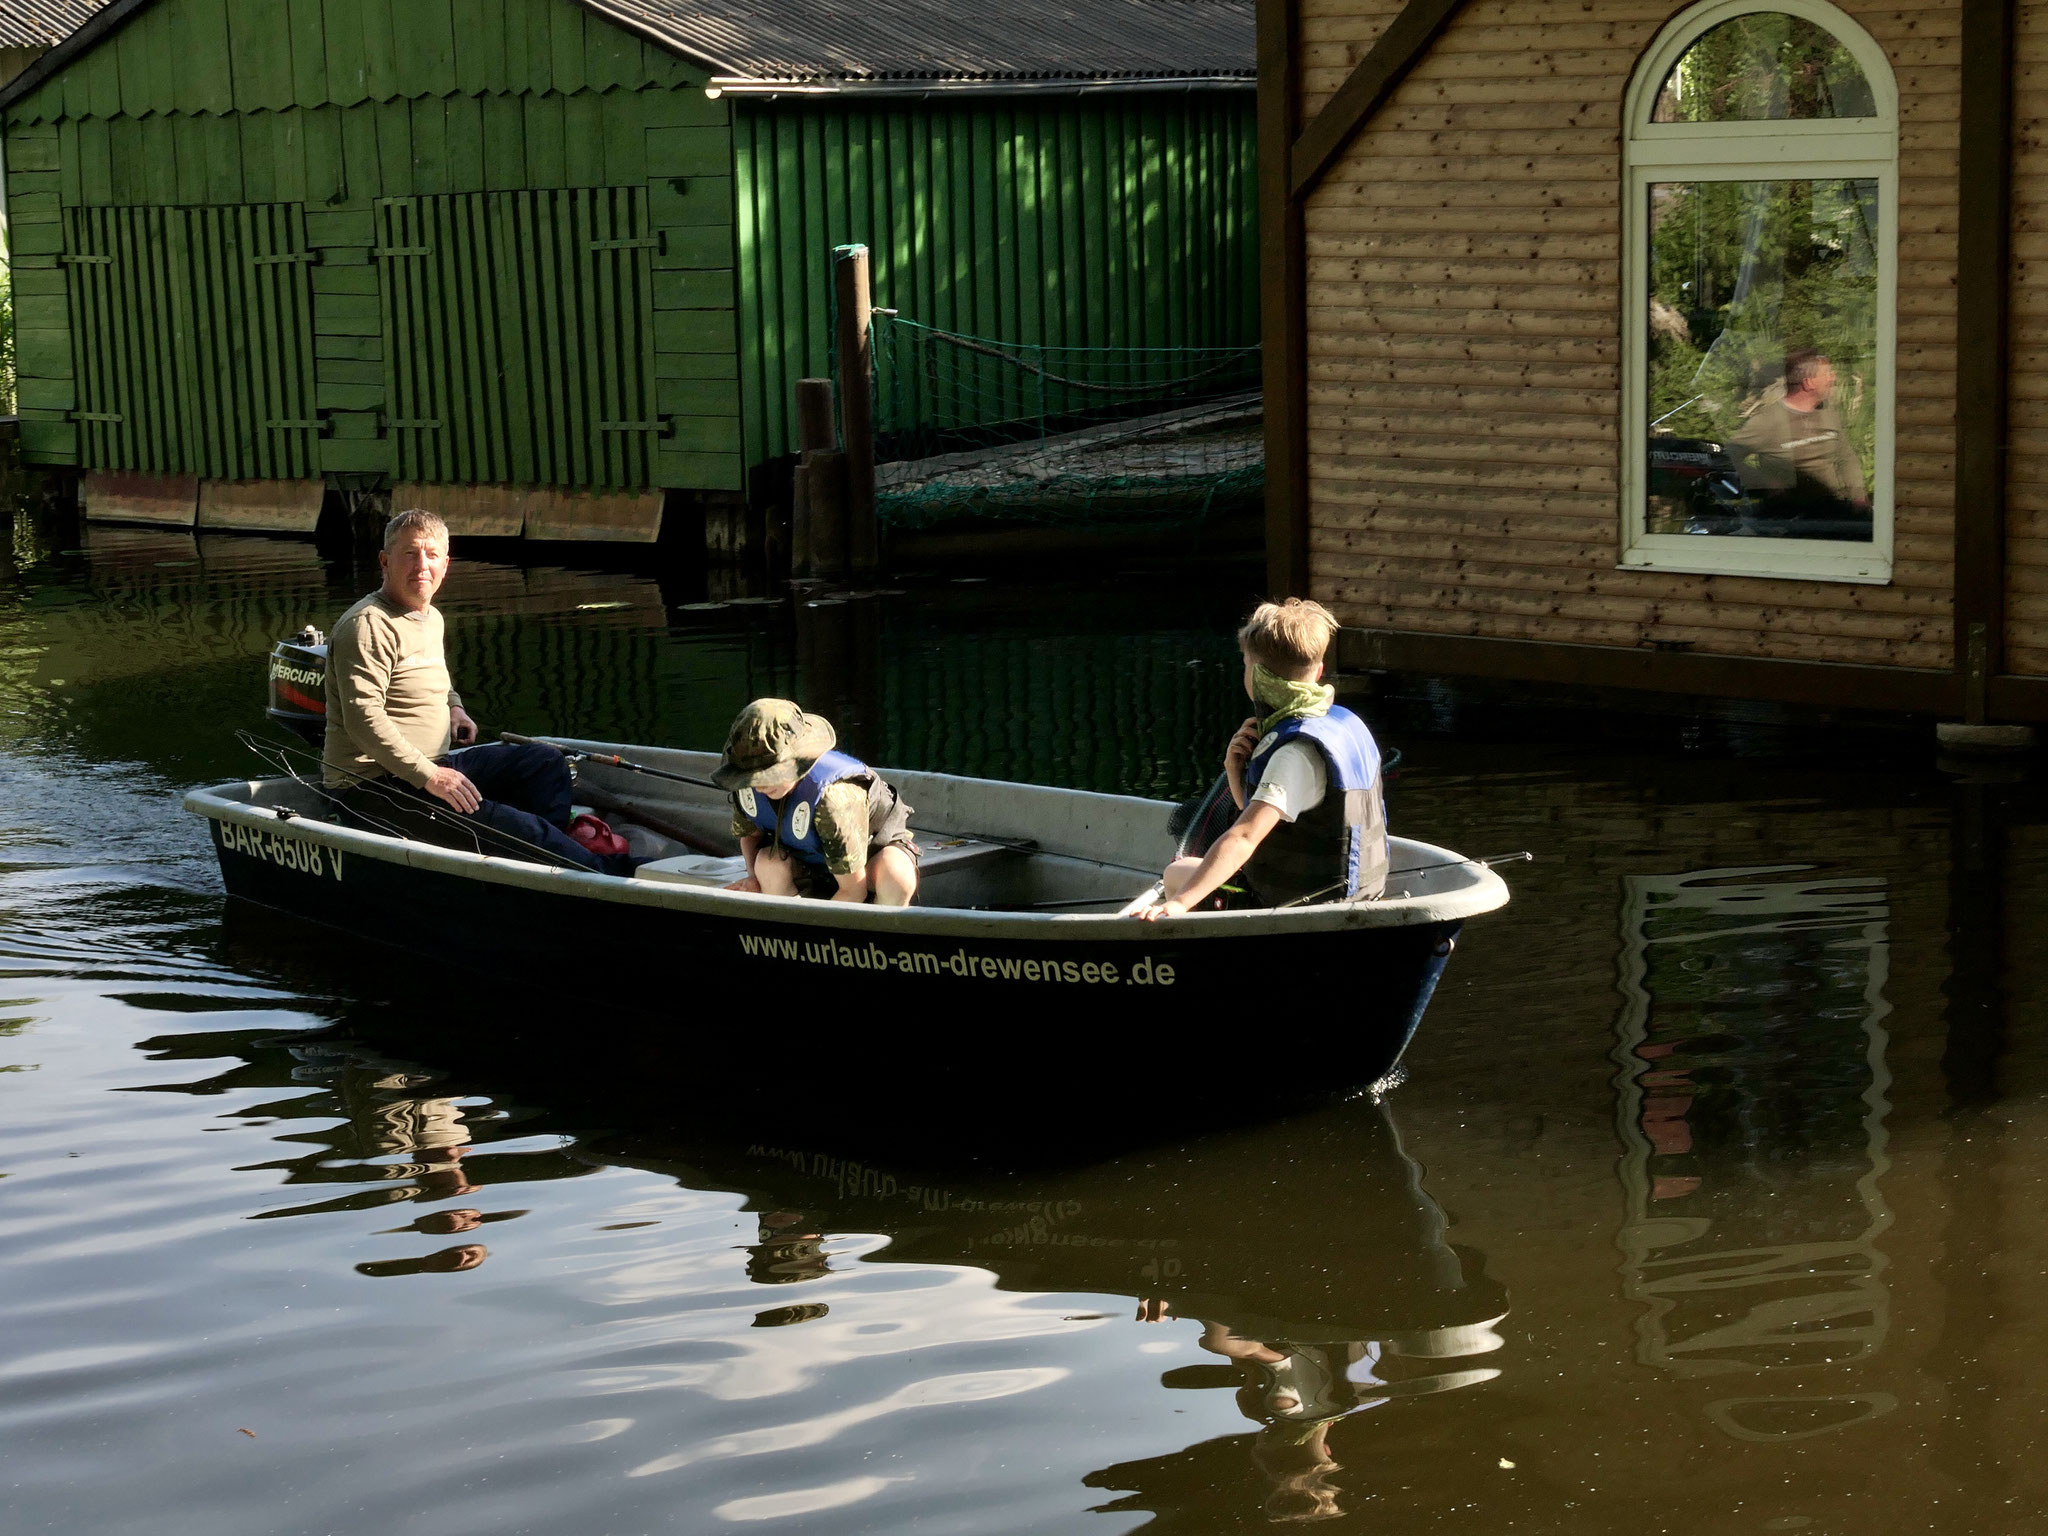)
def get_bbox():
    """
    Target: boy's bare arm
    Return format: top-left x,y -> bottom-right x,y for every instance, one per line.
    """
728,831 -> 765,891
1137,801 -> 1284,920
